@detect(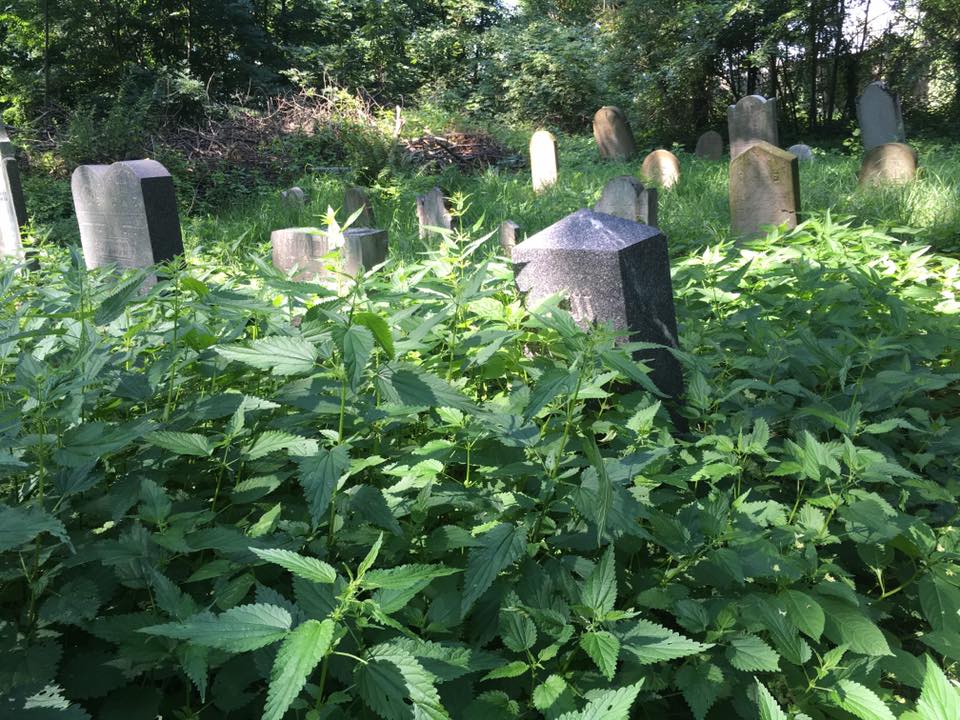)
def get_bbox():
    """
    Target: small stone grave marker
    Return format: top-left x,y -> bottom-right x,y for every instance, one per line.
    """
71,159 -> 183,271
595,176 -> 658,226
695,130 -> 723,160
641,150 -> 681,189
788,143 -> 815,161
529,130 -> 558,193
858,142 -> 917,186
343,186 -> 375,226
727,95 -> 778,159
272,226 -> 388,279
857,82 -> 906,151
416,187 -> 453,239
592,106 -> 637,160
281,186 -> 307,206
512,208 -> 683,397
500,220 -> 521,254
728,140 -> 800,237
0,126 -> 27,259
